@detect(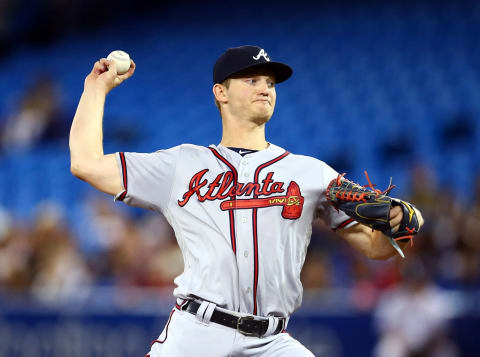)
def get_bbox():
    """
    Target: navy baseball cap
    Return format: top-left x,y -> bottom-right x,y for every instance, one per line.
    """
213,45 -> 293,84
